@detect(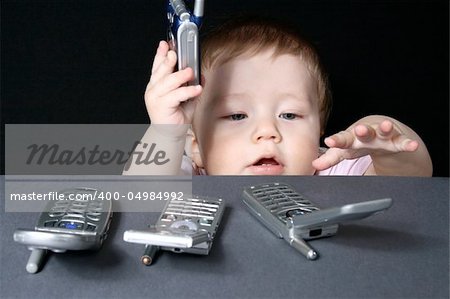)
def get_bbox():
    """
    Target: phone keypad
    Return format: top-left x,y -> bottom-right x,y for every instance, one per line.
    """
160,197 -> 222,228
249,183 -> 319,223
40,189 -> 107,232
